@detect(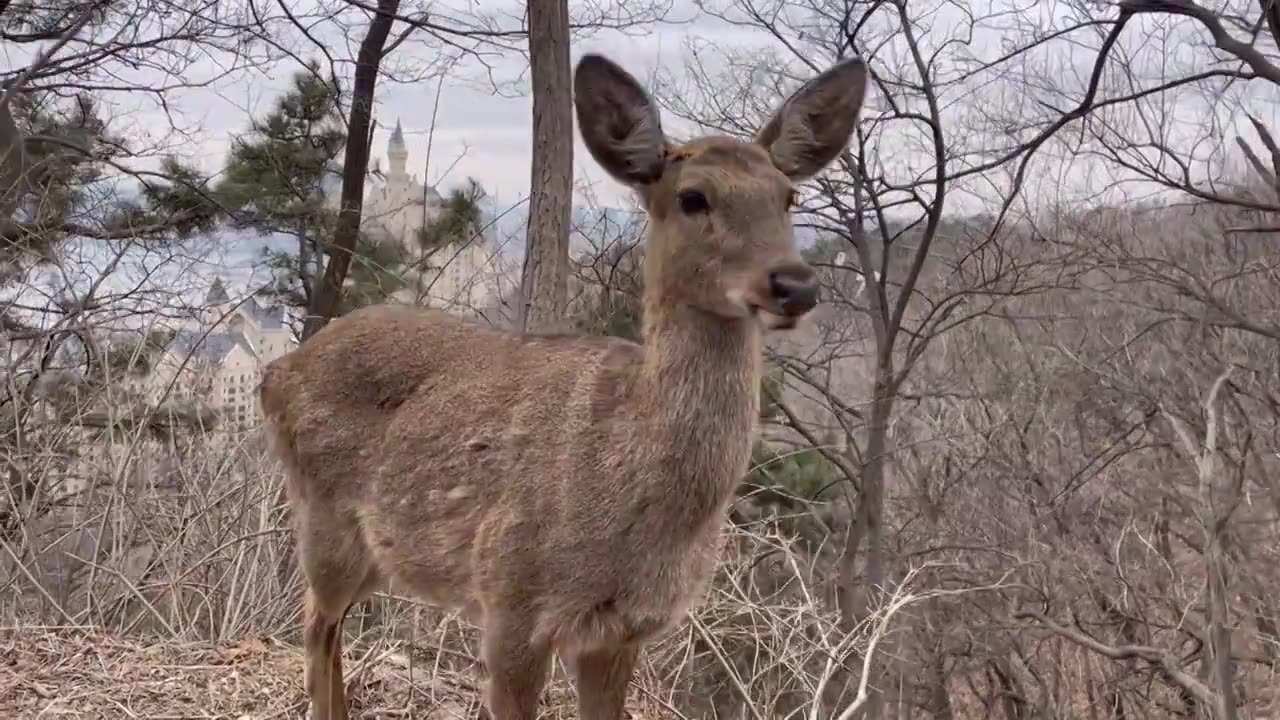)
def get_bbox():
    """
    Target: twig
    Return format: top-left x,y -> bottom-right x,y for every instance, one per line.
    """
0,3 -> 103,113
